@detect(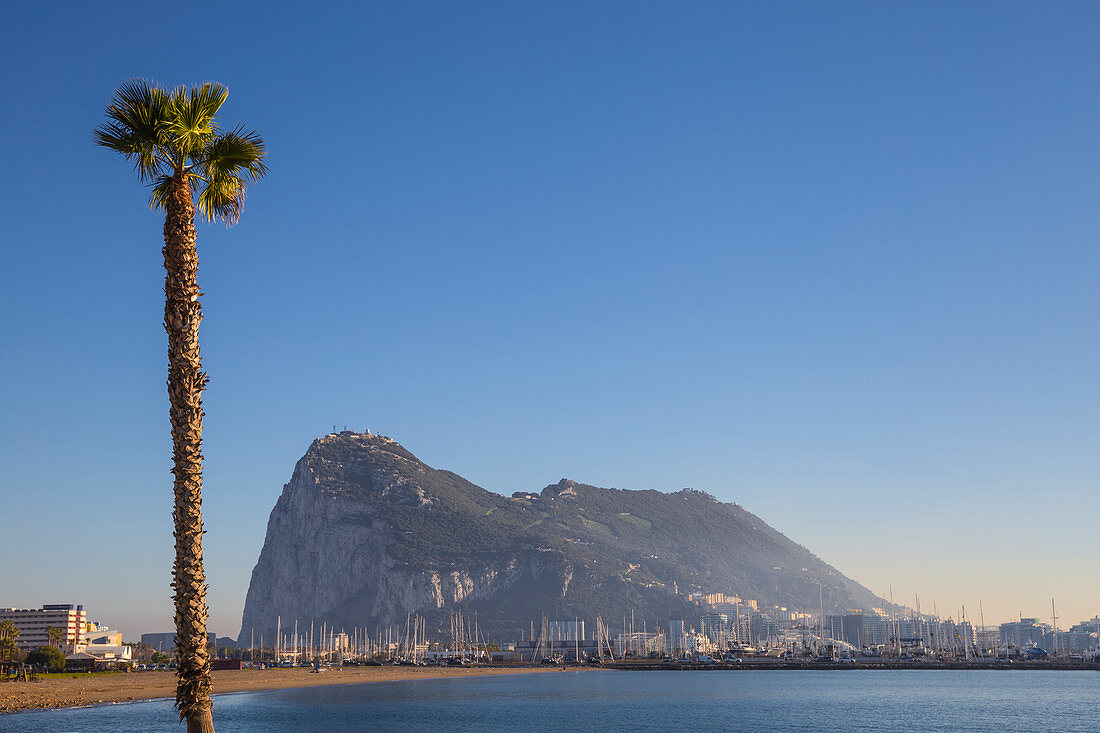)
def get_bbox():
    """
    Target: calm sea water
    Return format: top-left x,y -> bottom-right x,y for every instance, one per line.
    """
4,670 -> 1098,732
